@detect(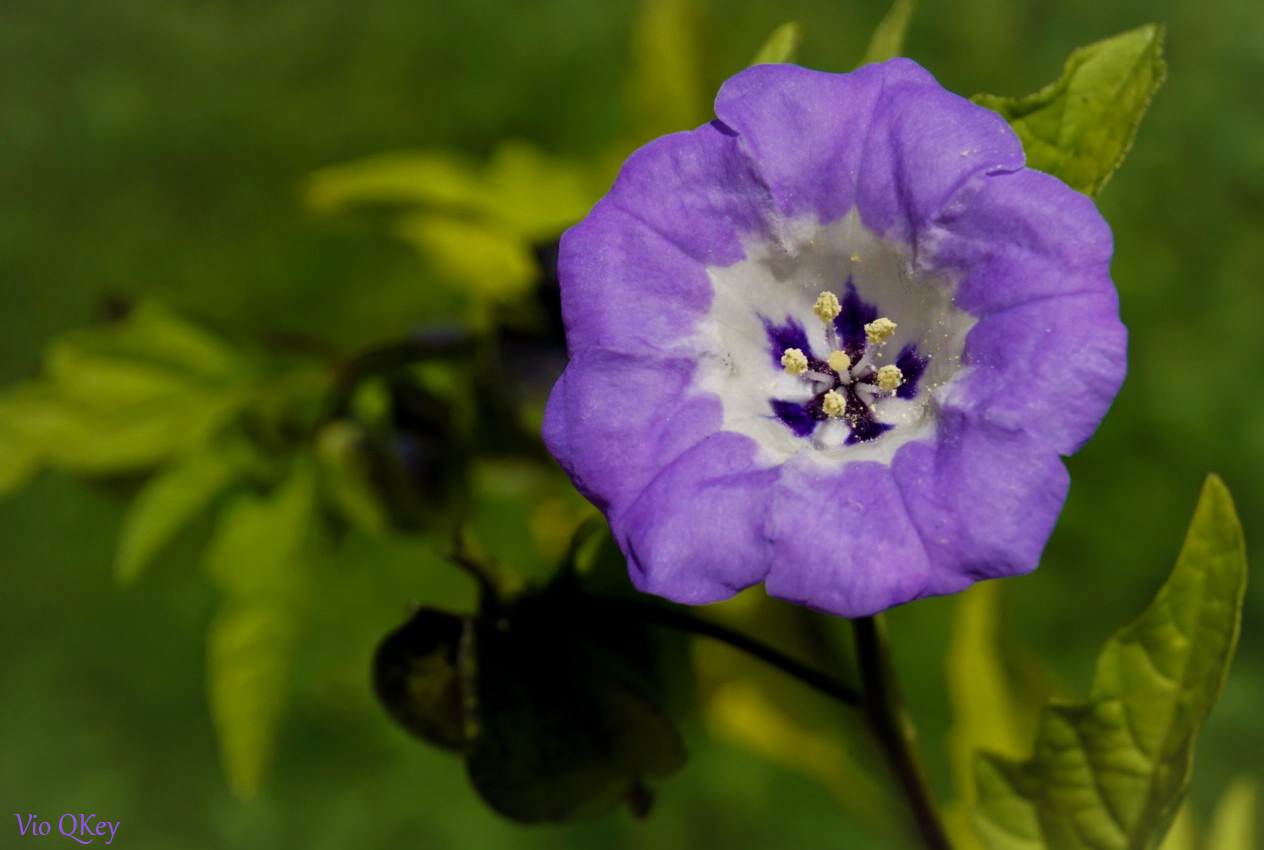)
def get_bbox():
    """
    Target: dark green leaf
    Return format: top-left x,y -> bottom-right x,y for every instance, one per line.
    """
974,475 -> 1248,850
973,24 -> 1166,195
859,0 -> 916,66
373,607 -> 471,752
750,22 -> 803,66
